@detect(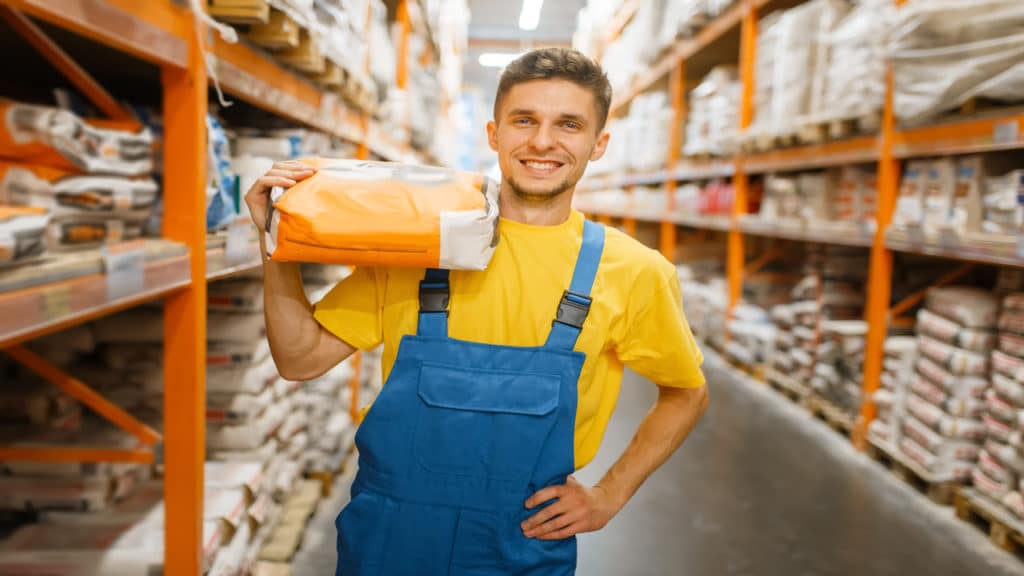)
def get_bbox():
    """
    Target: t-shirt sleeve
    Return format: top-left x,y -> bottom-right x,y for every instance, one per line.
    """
614,264 -> 706,388
312,266 -> 386,351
